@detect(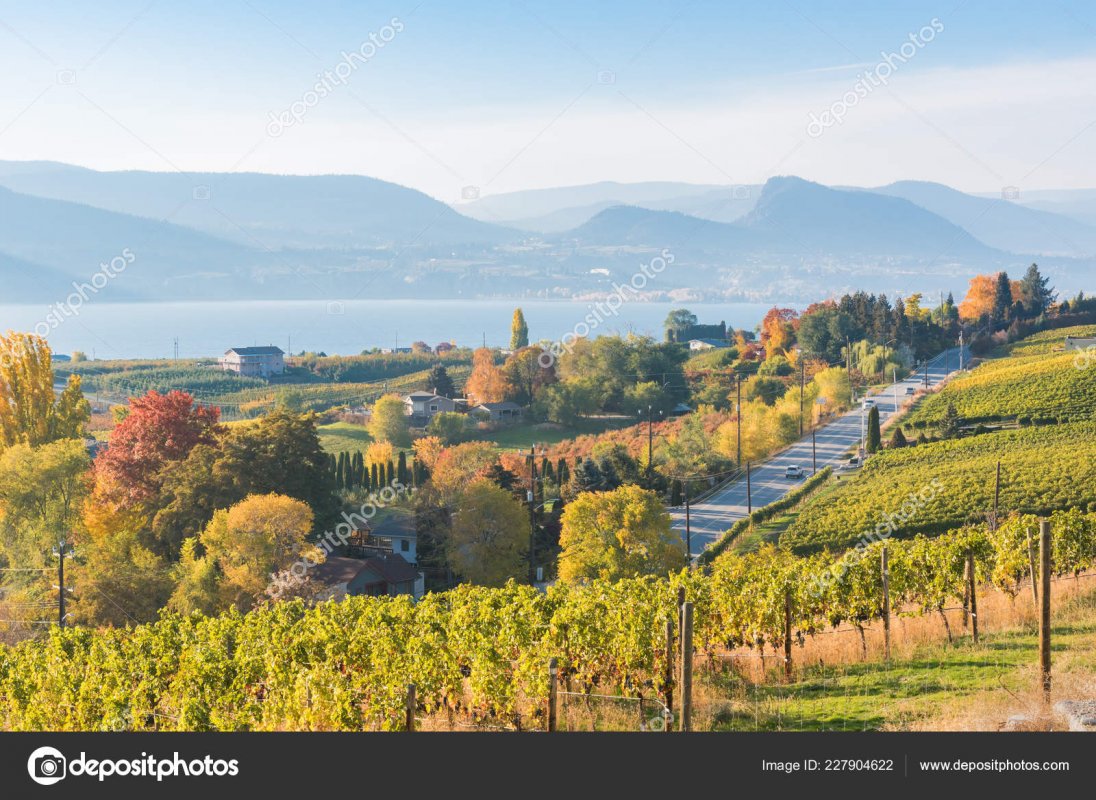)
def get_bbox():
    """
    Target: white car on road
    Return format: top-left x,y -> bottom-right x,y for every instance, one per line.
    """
784,465 -> 804,479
